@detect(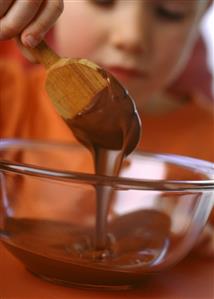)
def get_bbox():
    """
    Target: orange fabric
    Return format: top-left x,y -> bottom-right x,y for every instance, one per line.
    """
142,100 -> 214,163
0,40 -> 25,63
0,59 -> 72,141
0,40 -> 18,57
